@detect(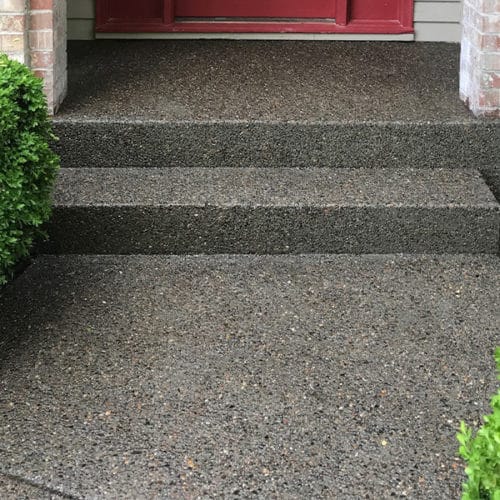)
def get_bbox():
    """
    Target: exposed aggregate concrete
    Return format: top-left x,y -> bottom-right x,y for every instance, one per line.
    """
0,474 -> 65,499
0,254 -> 498,498
52,167 -> 498,207
51,41 -> 500,203
43,167 -> 500,255
5,39 -> 499,499
57,41 -> 475,123
52,41 -> 500,181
